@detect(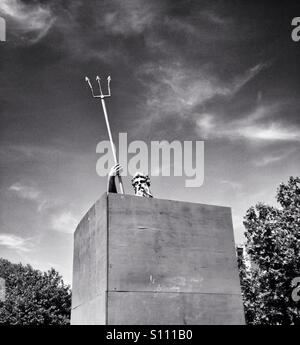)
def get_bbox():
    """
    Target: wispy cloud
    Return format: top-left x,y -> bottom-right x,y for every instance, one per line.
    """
253,151 -> 292,167
8,182 -> 61,212
0,0 -> 54,43
51,212 -> 78,234
137,62 -> 218,115
231,63 -> 267,94
102,0 -> 157,36
135,61 -> 267,132
196,104 -> 300,142
0,234 -> 32,252
220,180 -> 242,191
1,0 -> 159,58
8,183 -> 41,201
237,123 -> 300,142
44,0 -> 162,63
197,114 -> 215,138
255,155 -> 283,166
163,16 -> 198,36
202,11 -> 230,26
